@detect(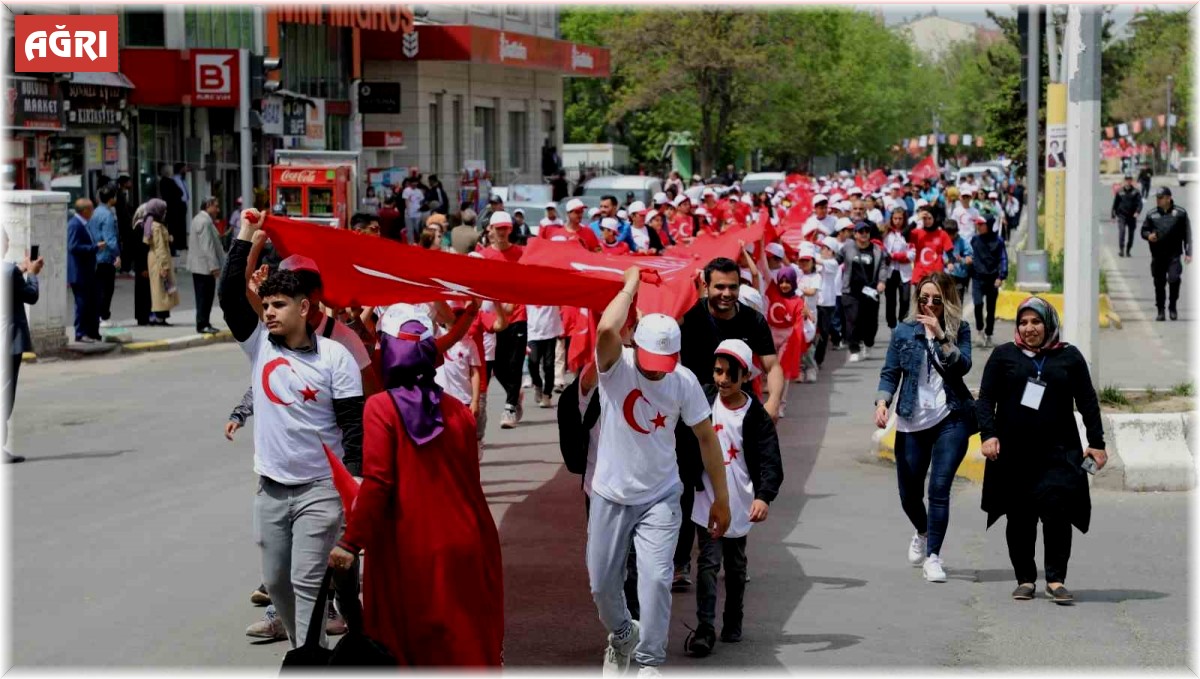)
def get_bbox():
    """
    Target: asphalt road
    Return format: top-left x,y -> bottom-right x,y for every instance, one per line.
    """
8,329 -> 1190,670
